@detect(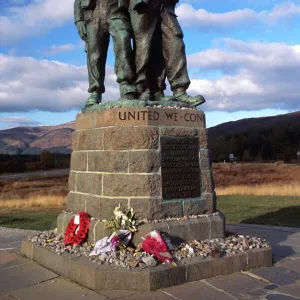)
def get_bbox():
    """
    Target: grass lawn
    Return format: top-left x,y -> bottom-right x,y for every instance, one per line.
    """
0,196 -> 299,230
217,195 -> 300,228
0,208 -> 62,231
